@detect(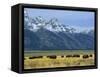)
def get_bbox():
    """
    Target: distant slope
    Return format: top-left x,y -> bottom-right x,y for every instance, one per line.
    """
24,28 -> 94,50
24,12 -> 94,51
